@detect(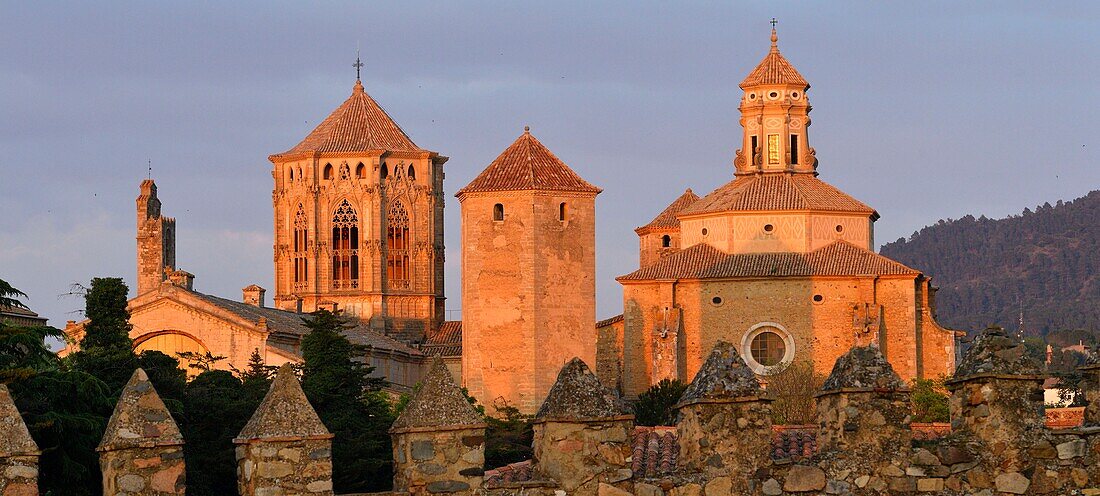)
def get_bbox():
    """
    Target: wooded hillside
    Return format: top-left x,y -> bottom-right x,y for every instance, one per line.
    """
880,190 -> 1100,343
